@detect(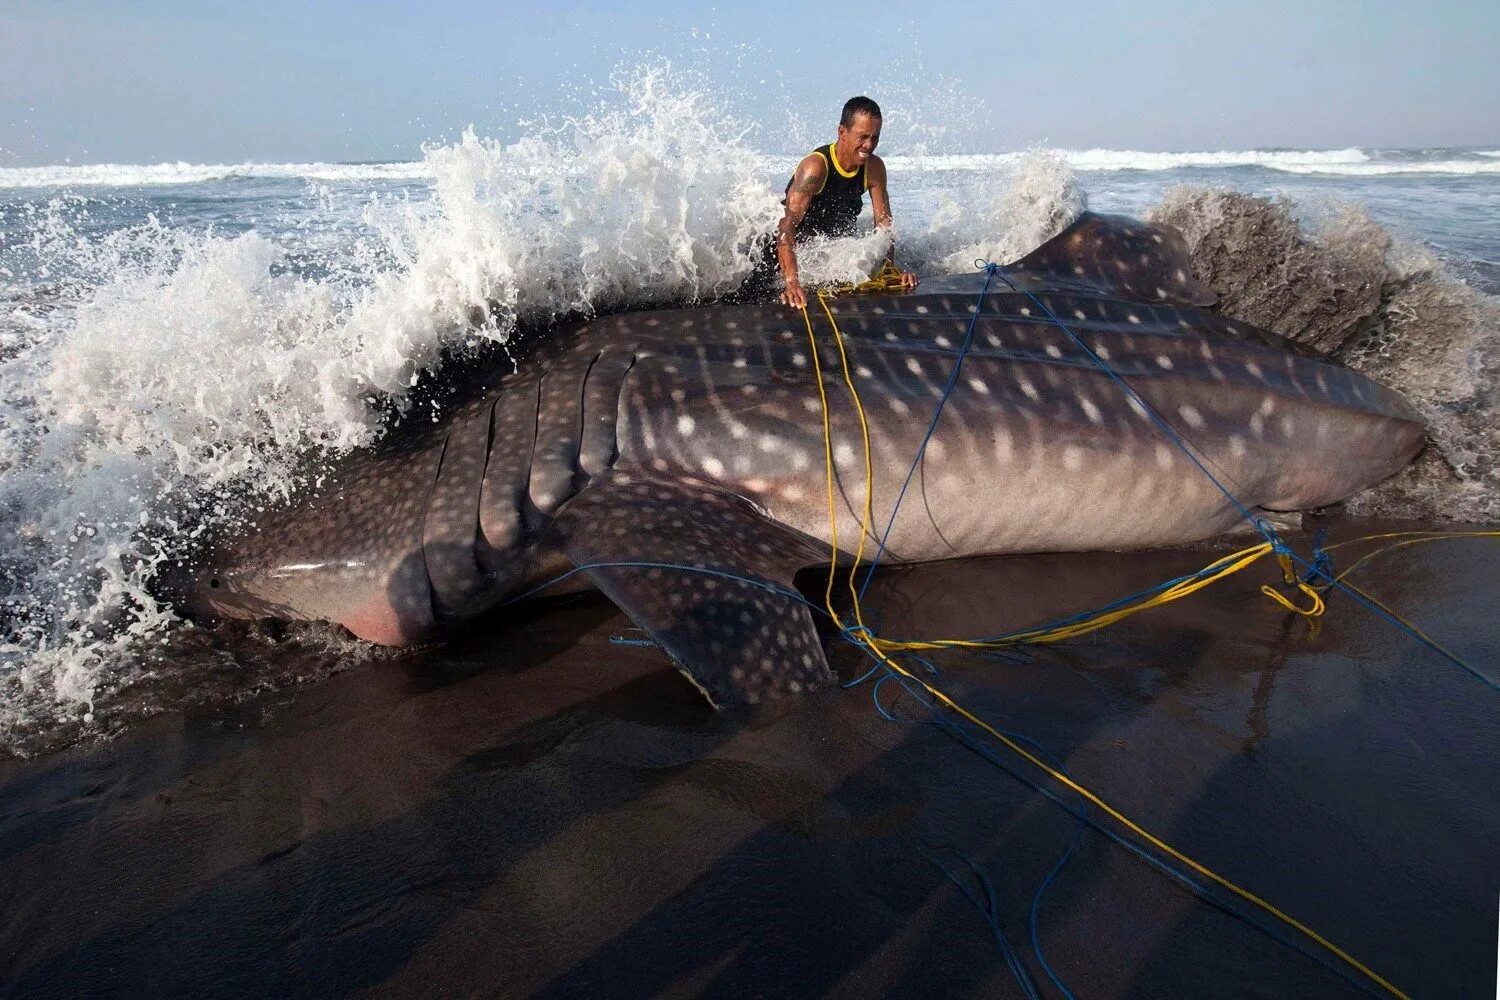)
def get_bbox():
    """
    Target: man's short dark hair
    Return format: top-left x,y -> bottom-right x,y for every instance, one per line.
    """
840,96 -> 882,128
